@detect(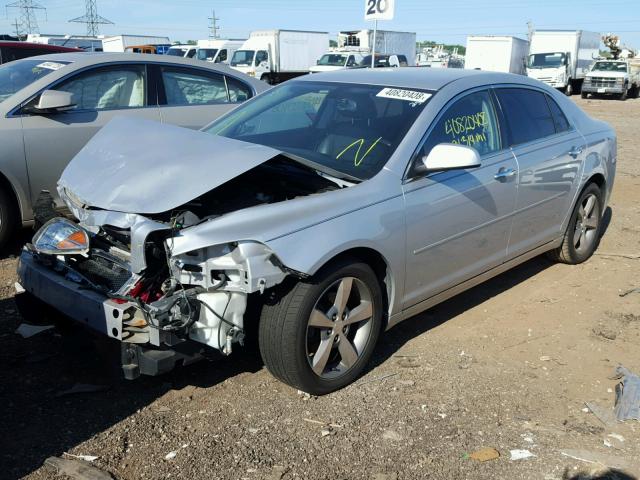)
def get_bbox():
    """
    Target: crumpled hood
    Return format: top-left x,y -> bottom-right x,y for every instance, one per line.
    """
58,117 -> 281,214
